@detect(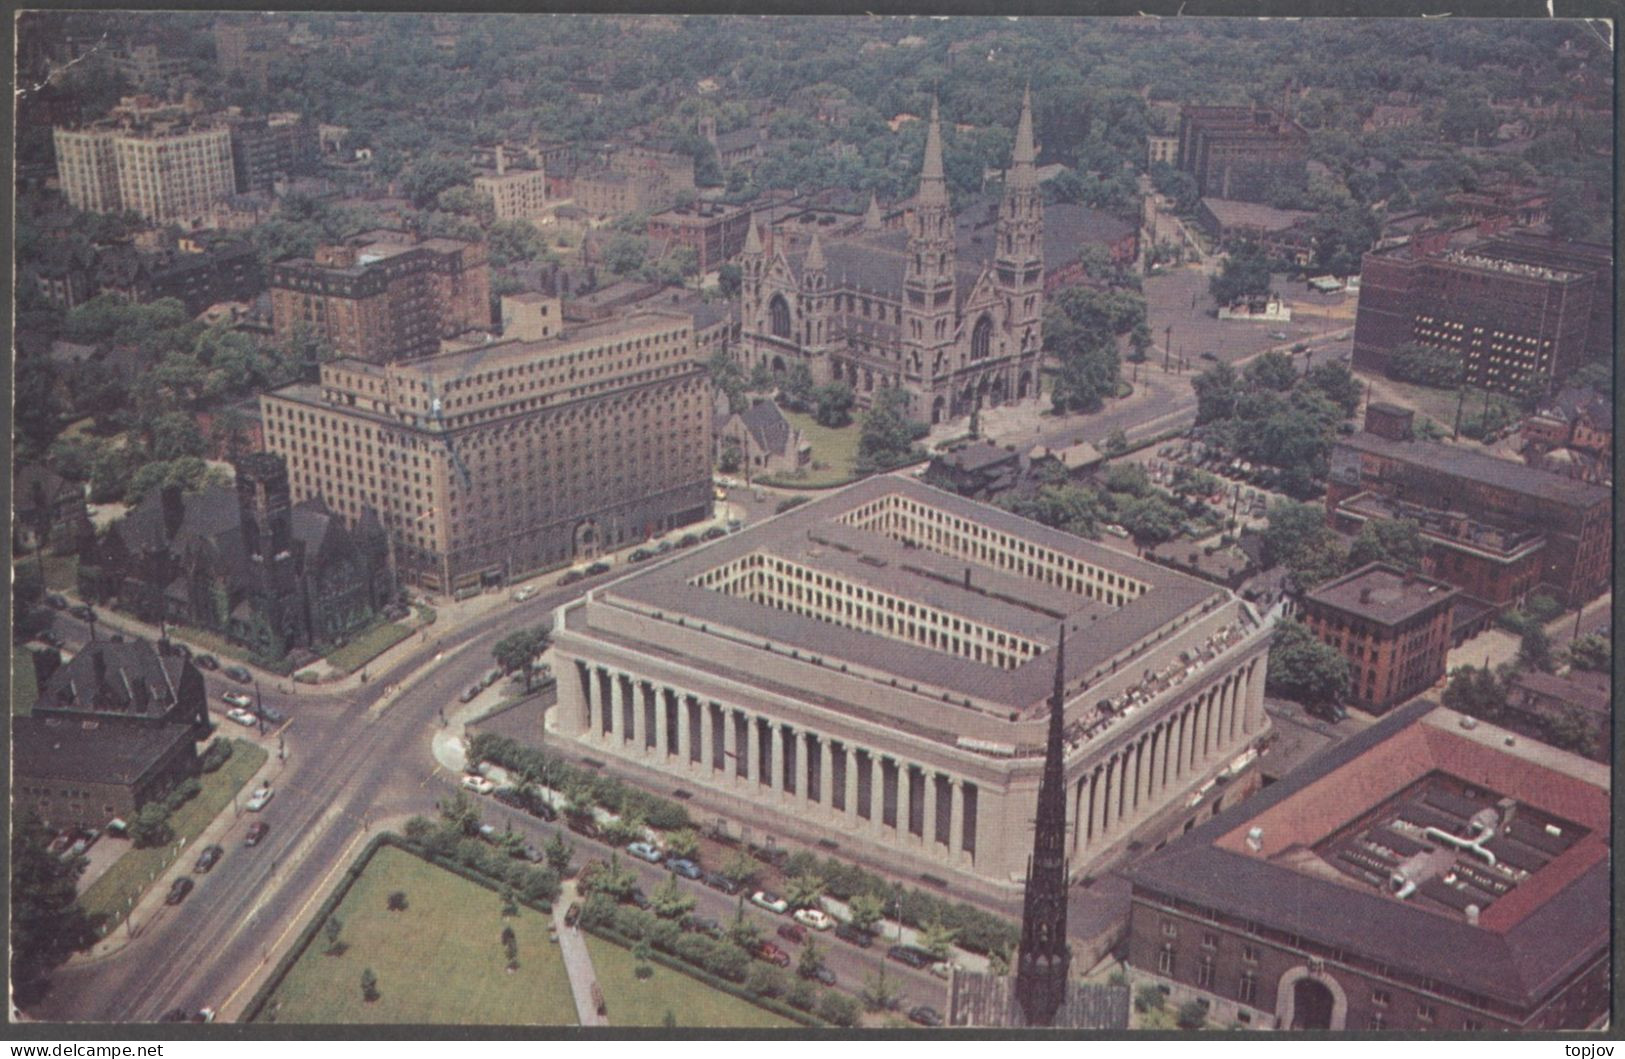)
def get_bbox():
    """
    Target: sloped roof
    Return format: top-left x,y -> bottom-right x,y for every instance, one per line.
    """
14,716 -> 196,786
737,400 -> 792,456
